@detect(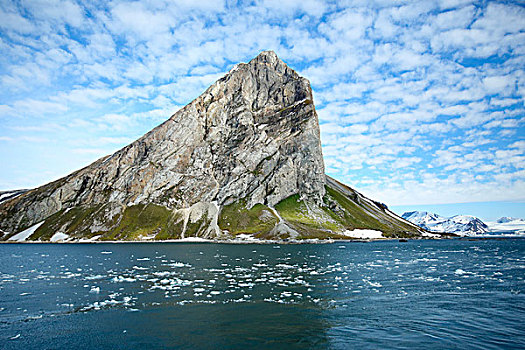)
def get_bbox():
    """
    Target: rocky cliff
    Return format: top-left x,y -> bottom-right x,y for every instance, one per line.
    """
1,51 -> 425,242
